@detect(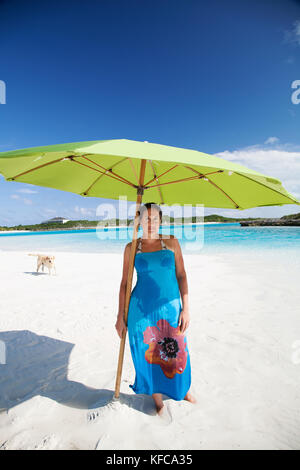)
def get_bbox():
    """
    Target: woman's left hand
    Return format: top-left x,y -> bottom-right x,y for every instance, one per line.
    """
178,309 -> 190,334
